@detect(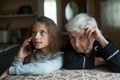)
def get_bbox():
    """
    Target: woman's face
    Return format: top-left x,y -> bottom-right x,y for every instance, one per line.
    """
31,22 -> 50,51
69,31 -> 91,53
